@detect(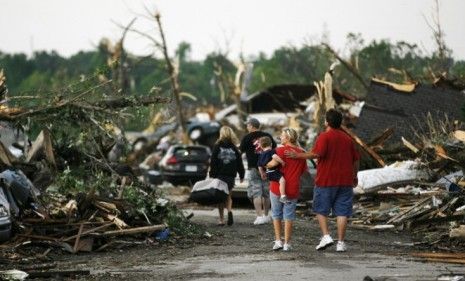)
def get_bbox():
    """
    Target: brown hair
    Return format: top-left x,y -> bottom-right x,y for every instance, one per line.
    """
259,136 -> 272,148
